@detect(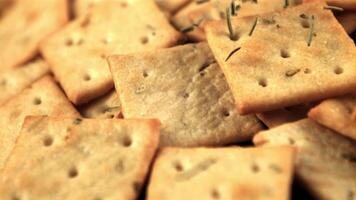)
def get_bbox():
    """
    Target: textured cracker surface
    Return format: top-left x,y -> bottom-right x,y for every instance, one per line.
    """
253,119 -> 356,200
308,95 -> 356,141
173,0 -> 301,41
0,76 -> 80,170
0,117 -> 160,200
109,43 -> 263,147
0,0 -> 67,69
148,146 -> 295,200
79,90 -> 122,118
41,0 -> 182,105
74,0 -> 191,16
0,59 -> 49,106
205,2 -> 356,114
